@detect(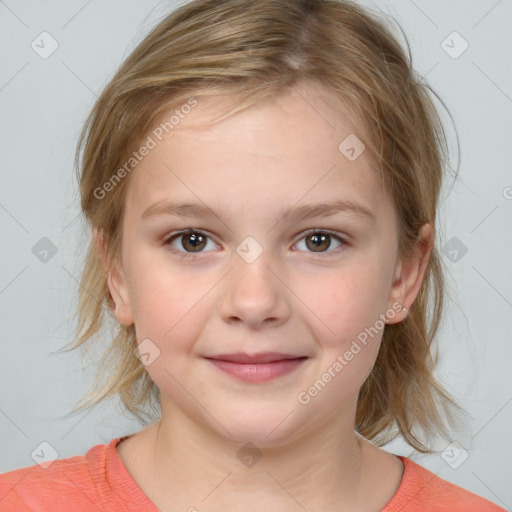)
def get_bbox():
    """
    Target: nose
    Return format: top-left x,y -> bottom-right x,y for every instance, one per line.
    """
219,253 -> 291,328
